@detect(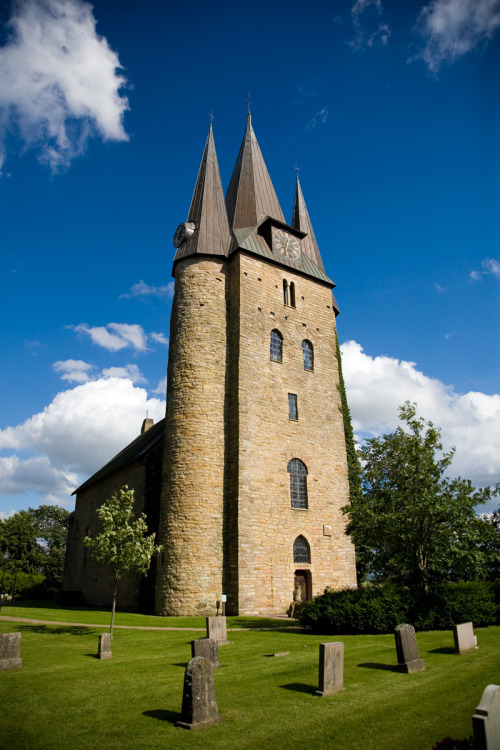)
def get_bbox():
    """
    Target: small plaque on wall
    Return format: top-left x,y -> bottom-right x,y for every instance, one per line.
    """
323,525 -> 332,536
